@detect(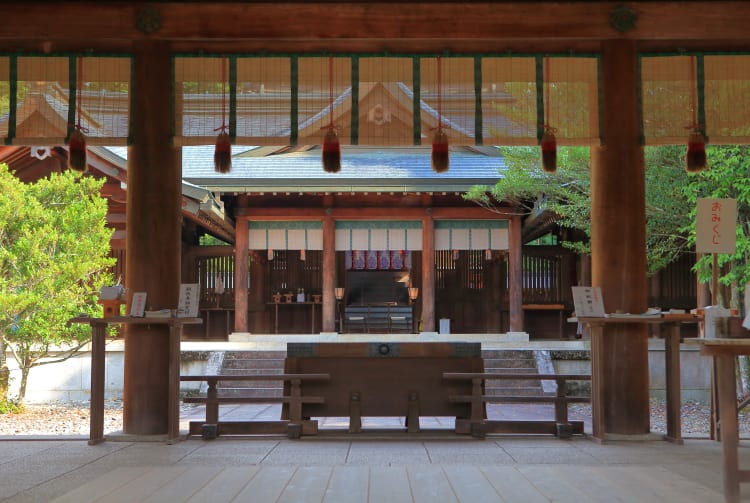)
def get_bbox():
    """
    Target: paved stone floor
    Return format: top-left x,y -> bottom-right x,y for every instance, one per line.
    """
2,404 -> 749,502
2,435 -> 746,502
